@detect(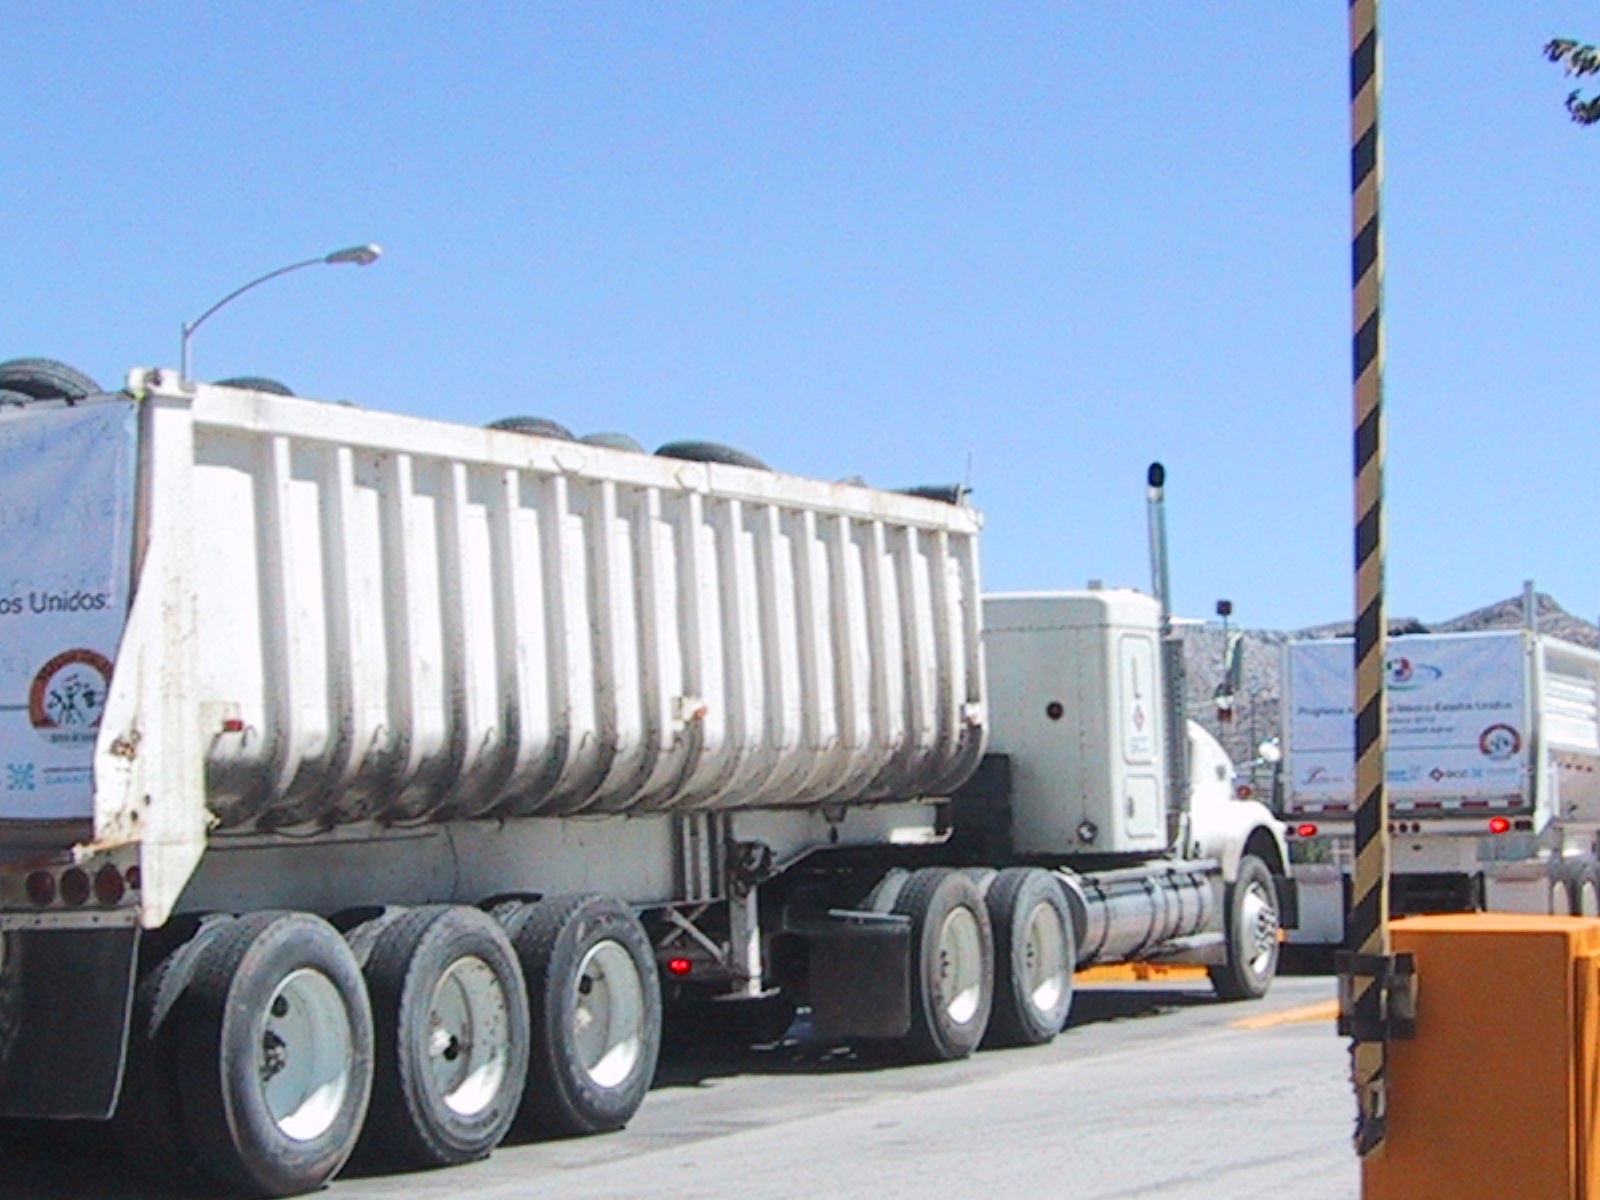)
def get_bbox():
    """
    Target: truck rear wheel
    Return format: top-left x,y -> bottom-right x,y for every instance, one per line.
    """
351,906 -> 529,1168
1209,856 -> 1280,1001
177,912 -> 373,1198
893,868 -> 994,1061
1578,865 -> 1600,917
1551,869 -> 1575,915
982,868 -> 1075,1047
113,916 -> 237,1183
500,894 -> 661,1137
